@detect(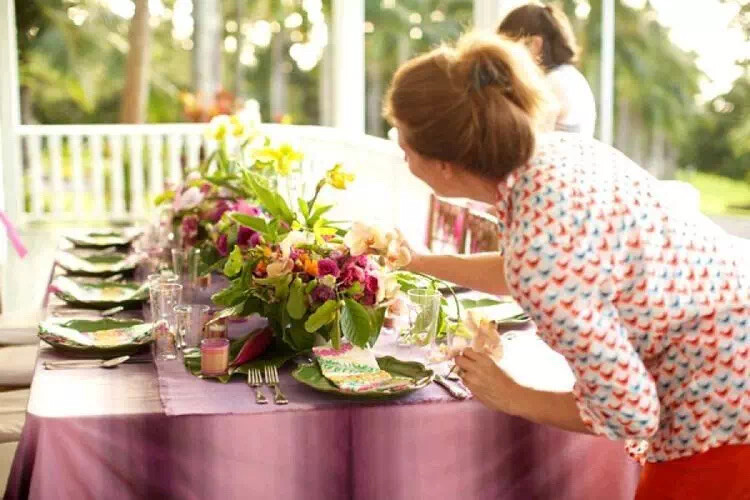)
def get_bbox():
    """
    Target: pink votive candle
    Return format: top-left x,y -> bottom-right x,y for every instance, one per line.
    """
200,338 -> 229,376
